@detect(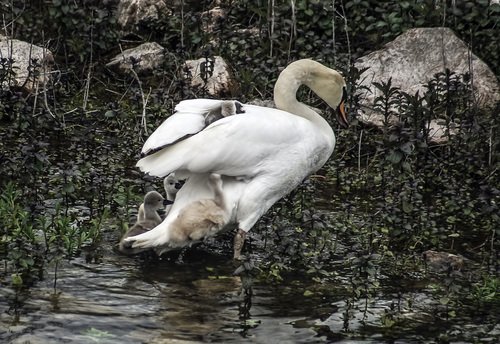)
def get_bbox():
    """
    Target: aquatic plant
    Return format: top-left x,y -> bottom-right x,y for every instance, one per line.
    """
0,183 -> 44,286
